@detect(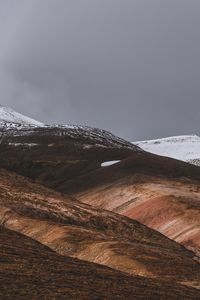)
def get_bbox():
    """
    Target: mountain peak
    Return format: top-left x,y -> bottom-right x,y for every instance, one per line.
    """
0,105 -> 43,126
